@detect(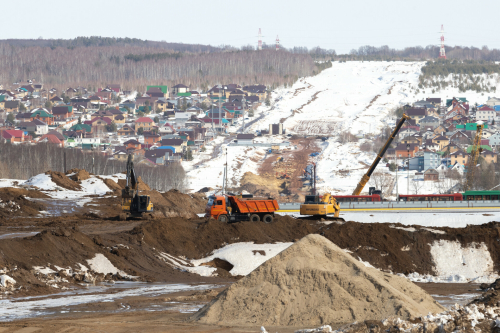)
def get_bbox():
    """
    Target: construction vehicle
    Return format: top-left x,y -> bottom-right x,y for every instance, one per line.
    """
352,114 -> 410,195
464,122 -> 484,192
120,154 -> 153,220
300,114 -> 410,217
205,194 -> 279,223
